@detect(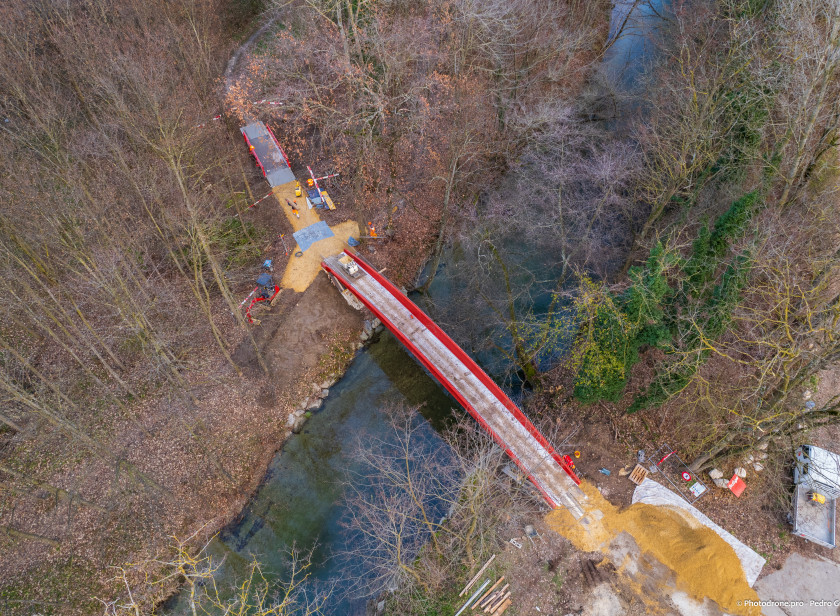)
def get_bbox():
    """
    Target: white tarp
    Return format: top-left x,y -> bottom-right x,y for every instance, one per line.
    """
632,478 -> 765,586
